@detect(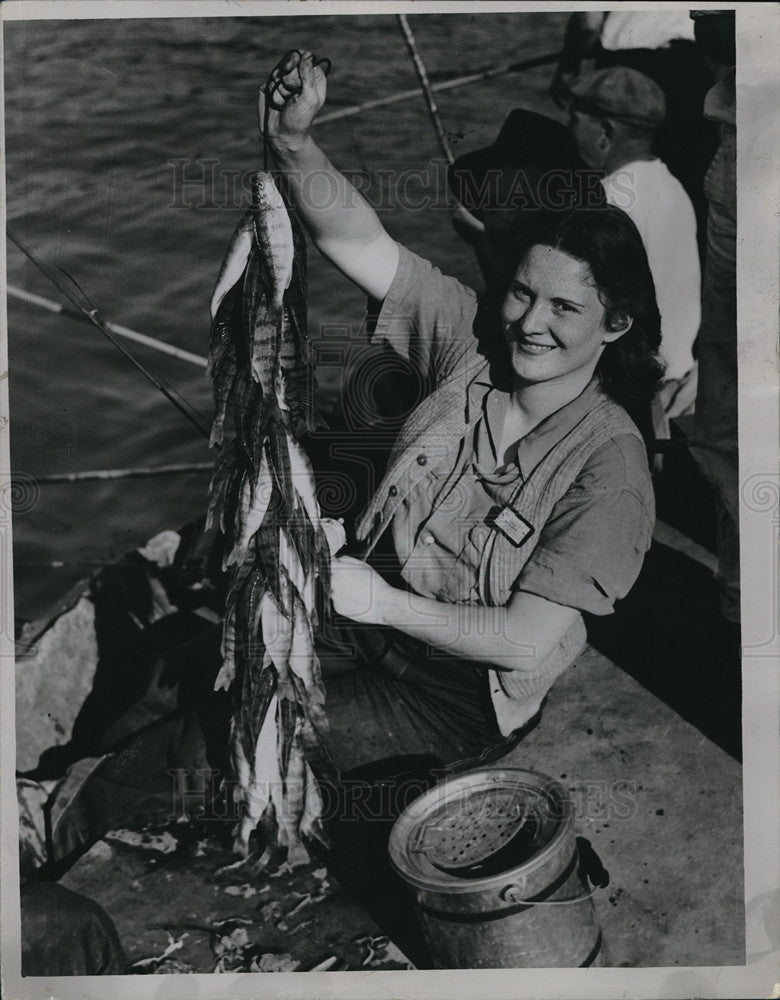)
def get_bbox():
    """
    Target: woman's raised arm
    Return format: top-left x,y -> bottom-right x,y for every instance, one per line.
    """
261,50 -> 399,301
